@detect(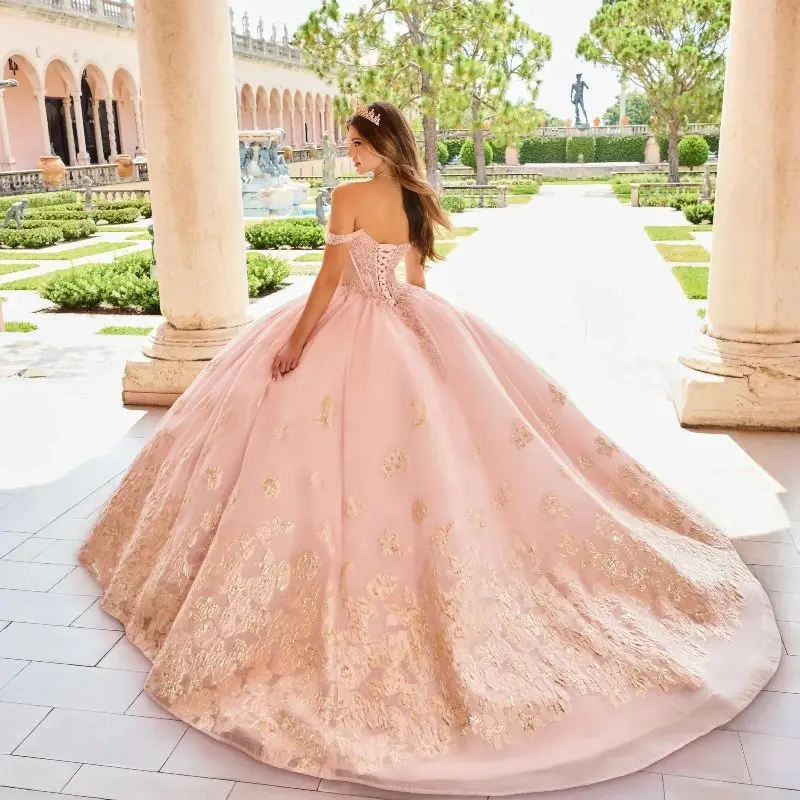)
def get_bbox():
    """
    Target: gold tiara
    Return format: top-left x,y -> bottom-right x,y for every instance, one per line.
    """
355,99 -> 380,127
